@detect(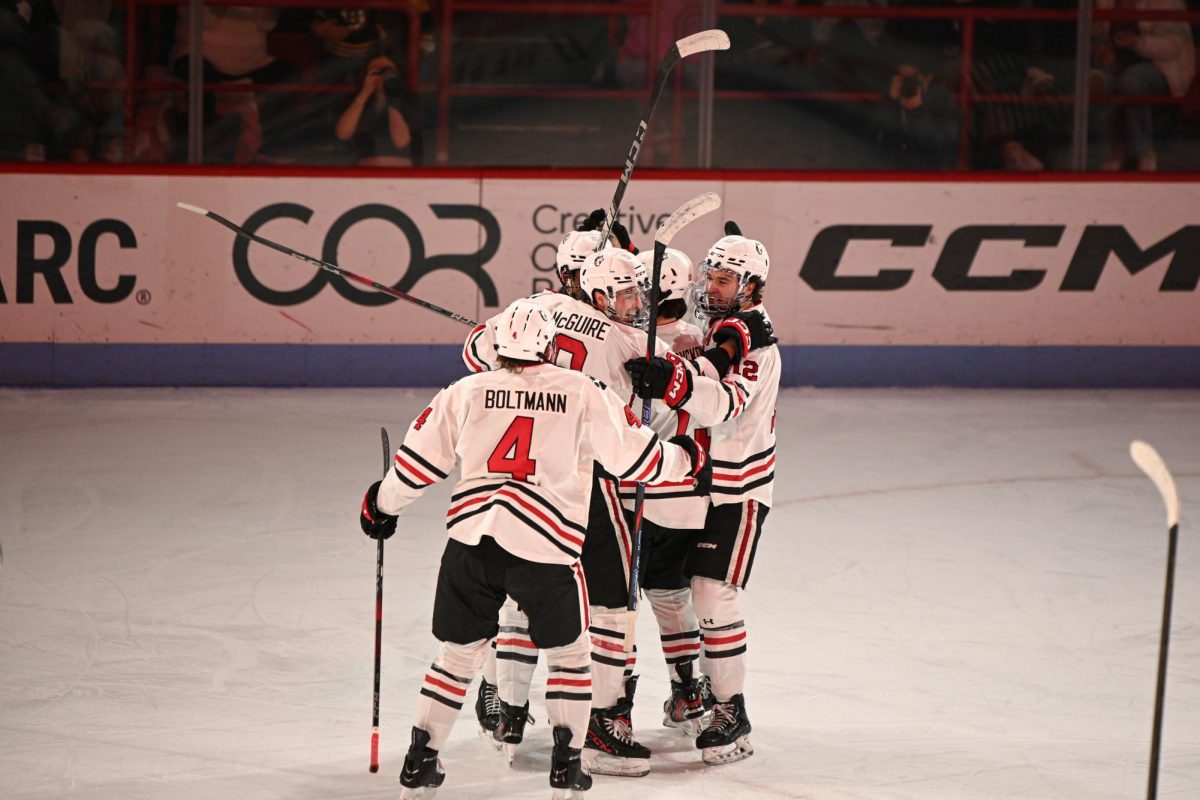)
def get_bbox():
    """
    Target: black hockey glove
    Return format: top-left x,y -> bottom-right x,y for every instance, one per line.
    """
577,208 -> 638,254
711,310 -> 777,364
724,220 -> 742,237
360,480 -> 398,540
625,352 -> 693,409
577,208 -> 606,232
668,435 -> 712,496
